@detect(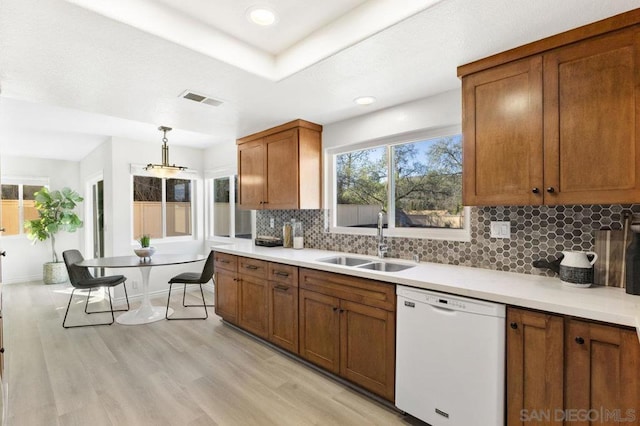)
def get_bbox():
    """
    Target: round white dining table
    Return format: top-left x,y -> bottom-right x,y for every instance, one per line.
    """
77,253 -> 206,325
